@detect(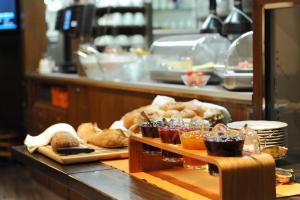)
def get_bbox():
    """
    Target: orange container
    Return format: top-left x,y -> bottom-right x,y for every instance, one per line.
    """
51,87 -> 69,109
